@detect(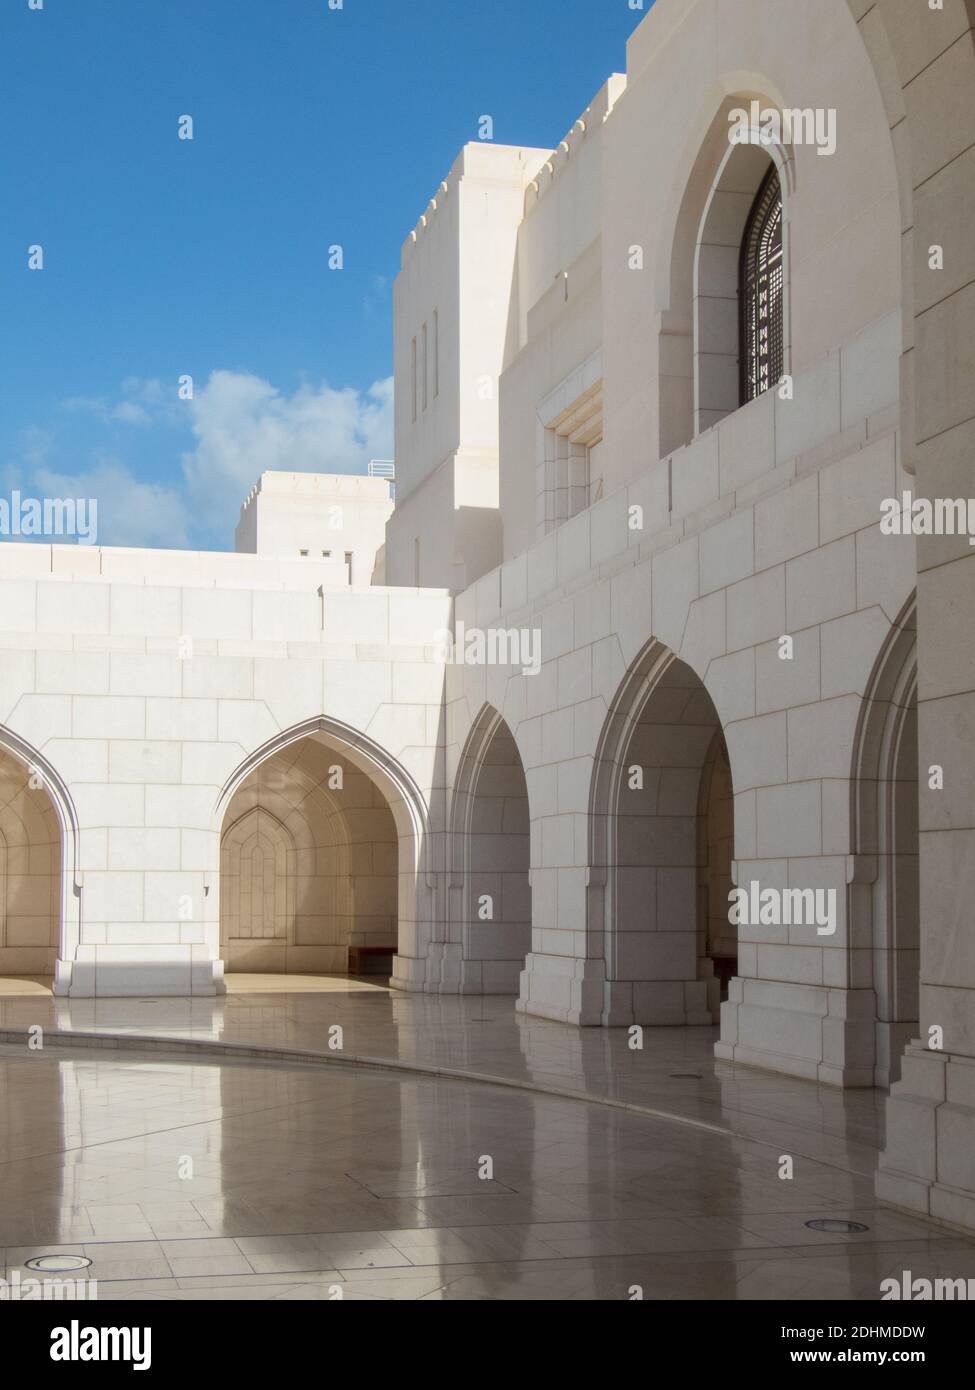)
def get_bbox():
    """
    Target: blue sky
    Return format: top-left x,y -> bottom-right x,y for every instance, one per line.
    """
1,0 -> 650,550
